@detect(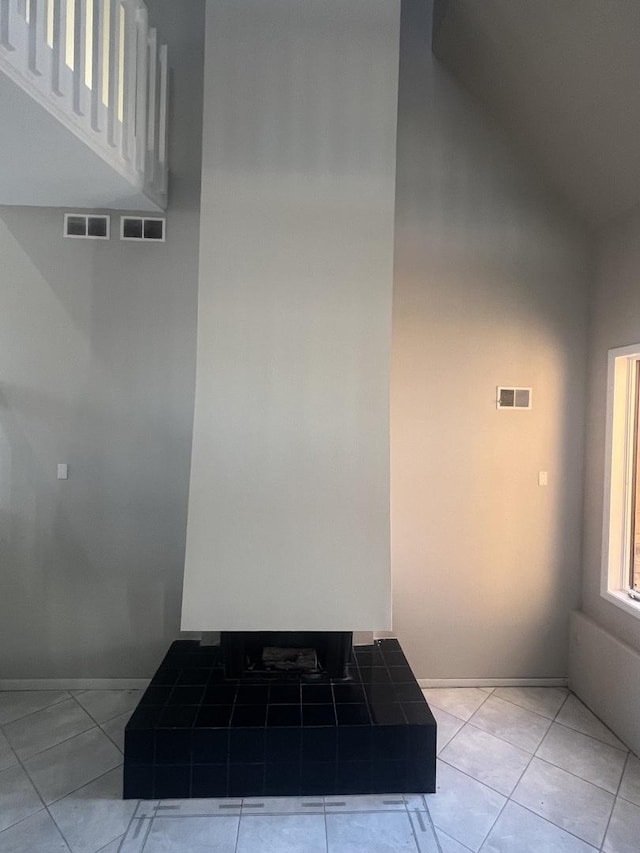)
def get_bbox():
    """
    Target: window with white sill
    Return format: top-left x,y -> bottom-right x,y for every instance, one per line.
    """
602,344 -> 640,616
